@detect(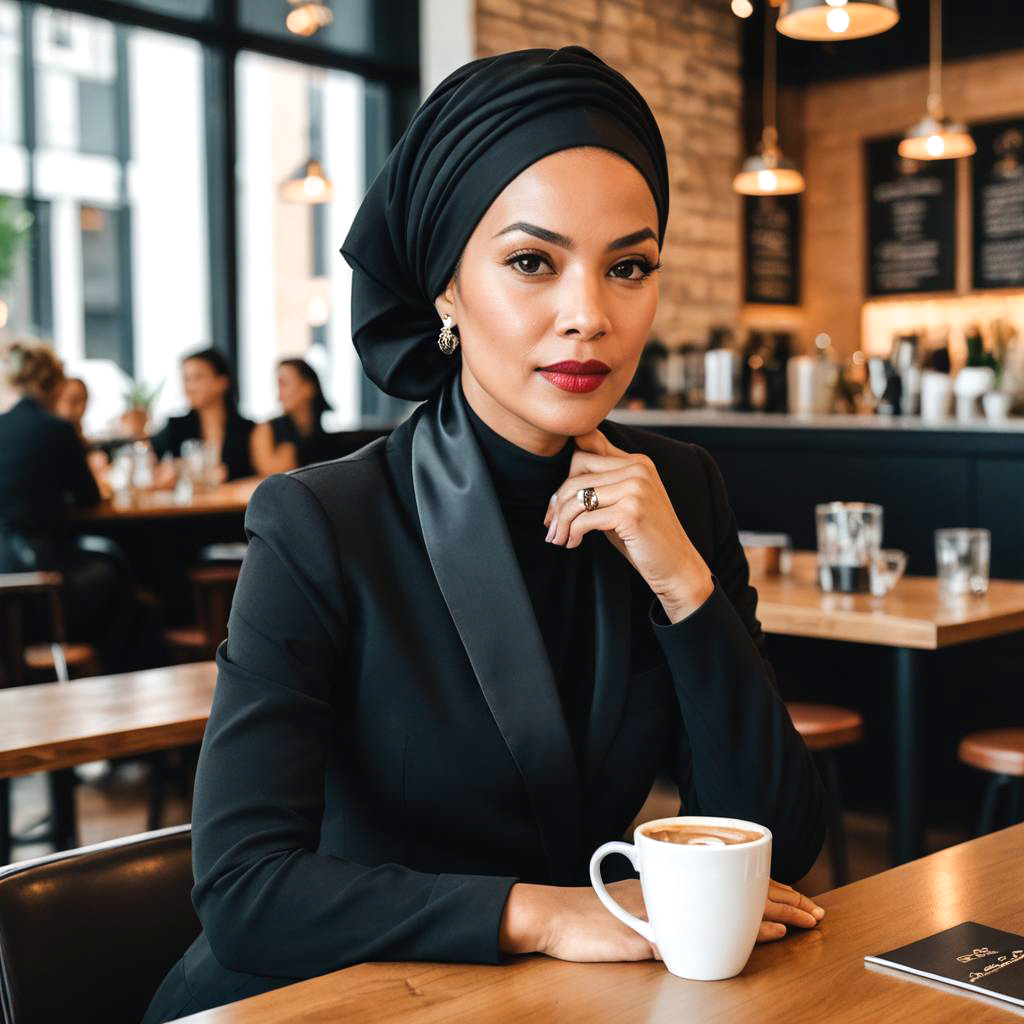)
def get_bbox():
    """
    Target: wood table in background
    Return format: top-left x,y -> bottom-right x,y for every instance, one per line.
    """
72,478 -> 260,522
180,824 -> 1024,1023
752,553 -> 1024,864
0,662 -> 216,778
